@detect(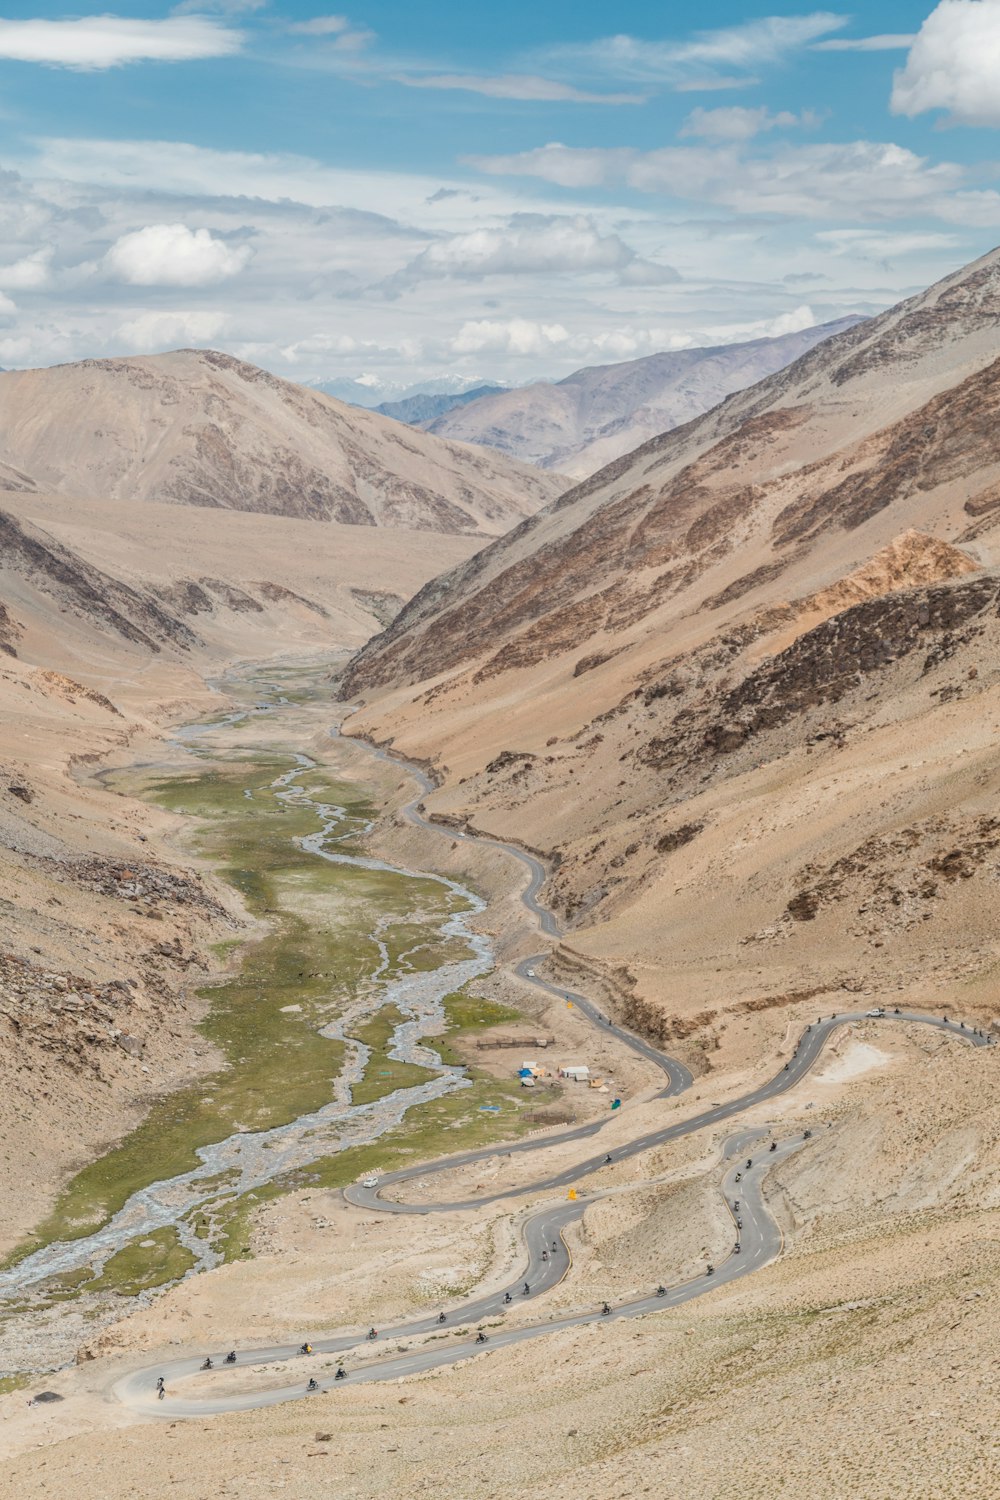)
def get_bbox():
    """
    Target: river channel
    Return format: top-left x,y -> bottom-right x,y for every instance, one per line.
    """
1,668 -> 520,1377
